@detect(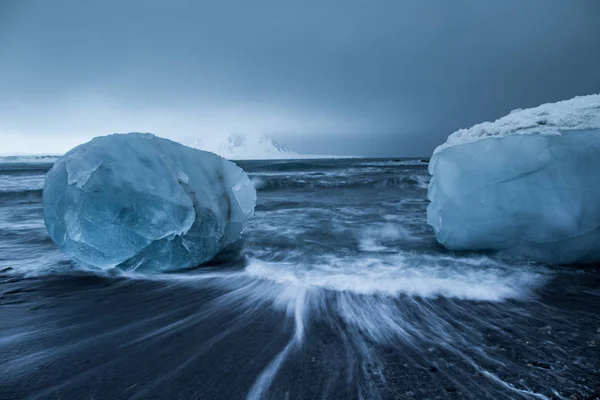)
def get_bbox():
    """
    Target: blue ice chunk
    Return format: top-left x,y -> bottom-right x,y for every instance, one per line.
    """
427,129 -> 600,263
427,94 -> 600,263
43,133 -> 256,271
